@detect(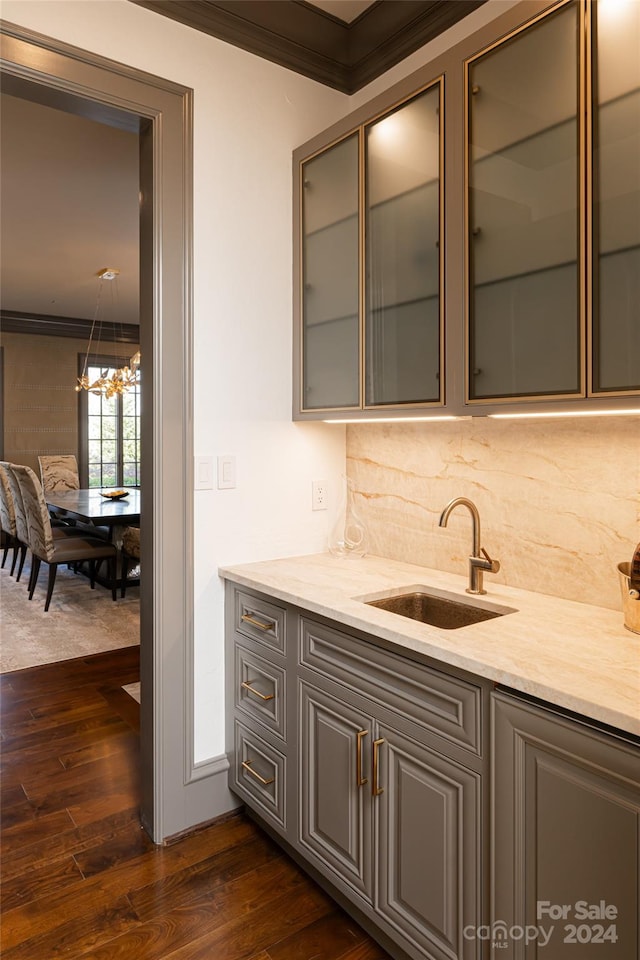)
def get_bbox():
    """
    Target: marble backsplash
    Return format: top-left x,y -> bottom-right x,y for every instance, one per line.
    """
347,417 -> 640,611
